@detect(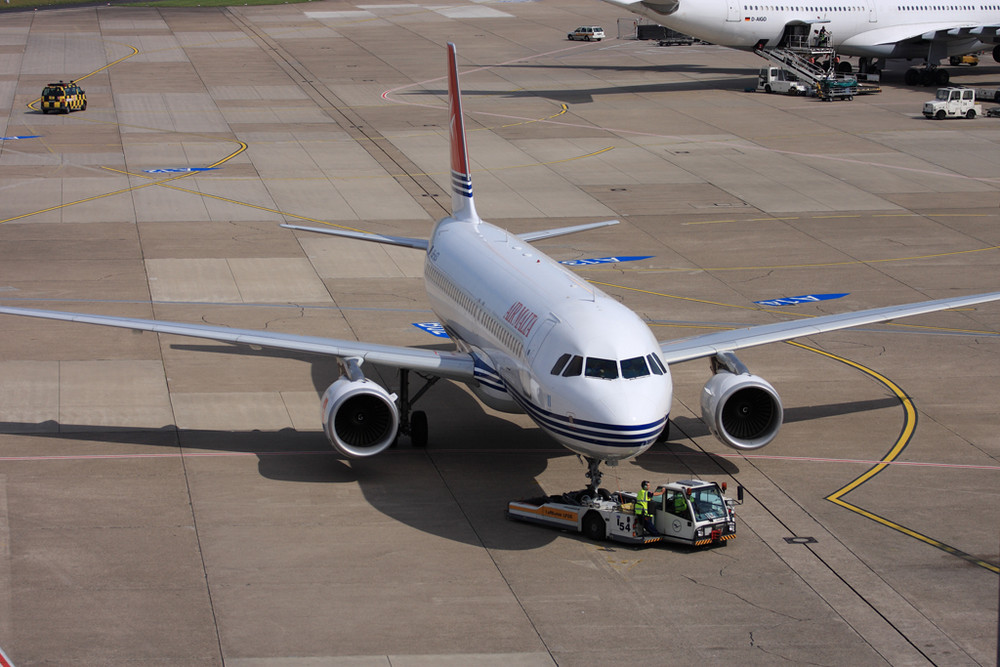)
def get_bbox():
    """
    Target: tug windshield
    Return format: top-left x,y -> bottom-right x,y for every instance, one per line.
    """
689,486 -> 727,522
